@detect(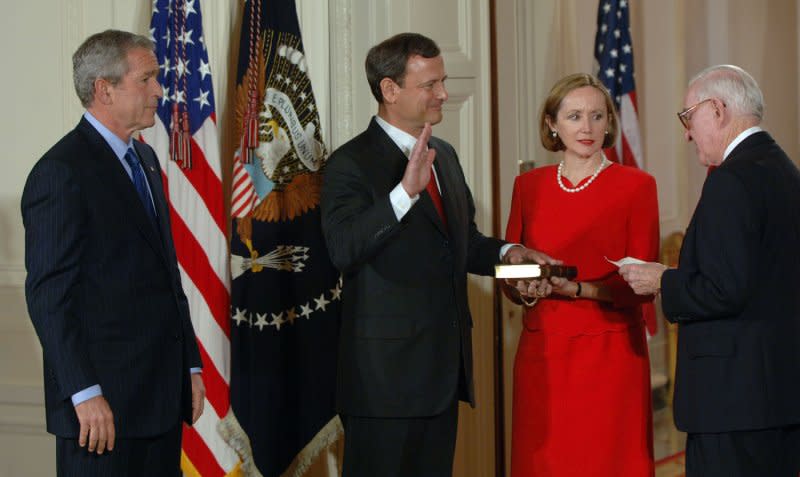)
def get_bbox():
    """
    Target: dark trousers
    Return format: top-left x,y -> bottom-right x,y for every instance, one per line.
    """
341,398 -> 459,477
56,421 -> 182,477
686,424 -> 800,477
